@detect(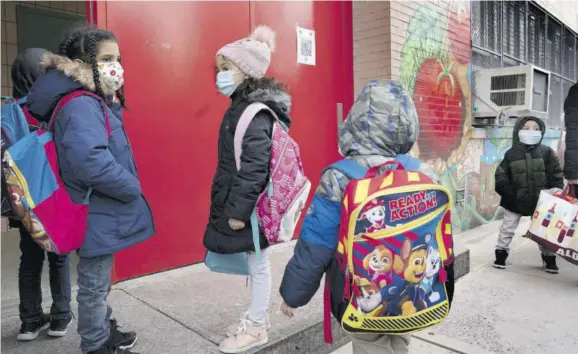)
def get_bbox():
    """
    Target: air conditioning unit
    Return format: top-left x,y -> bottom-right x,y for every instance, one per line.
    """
472,64 -> 550,126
